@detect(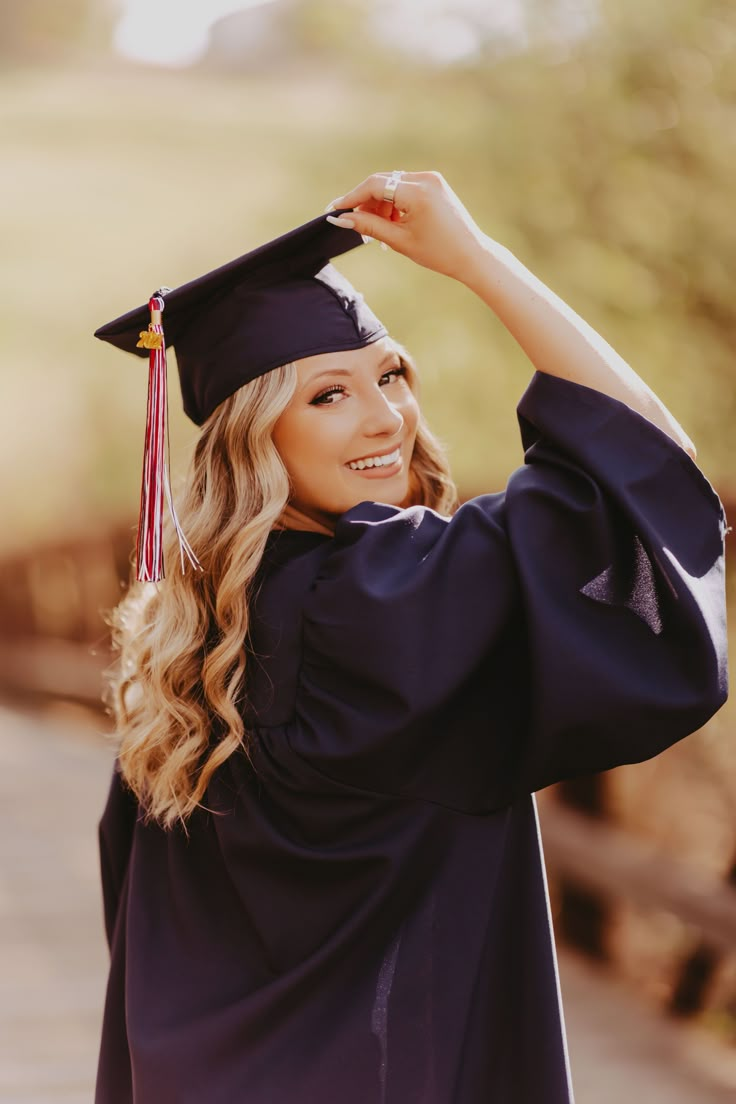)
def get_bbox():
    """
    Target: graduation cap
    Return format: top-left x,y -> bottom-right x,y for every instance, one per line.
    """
94,211 -> 386,583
